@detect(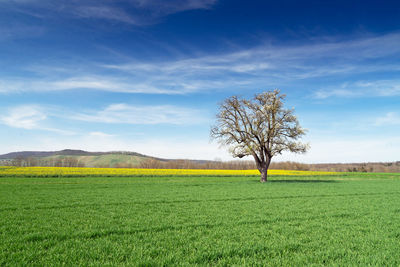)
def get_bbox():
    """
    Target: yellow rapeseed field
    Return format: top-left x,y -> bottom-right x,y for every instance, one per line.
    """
0,166 -> 338,177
